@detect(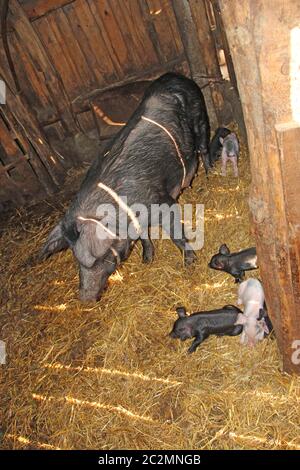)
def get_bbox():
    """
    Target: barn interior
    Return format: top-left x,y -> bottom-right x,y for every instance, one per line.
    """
0,0 -> 300,450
